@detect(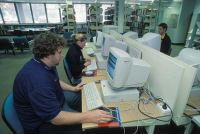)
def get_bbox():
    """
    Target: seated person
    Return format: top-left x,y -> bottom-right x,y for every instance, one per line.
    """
158,23 -> 172,55
66,34 -> 91,84
13,32 -> 113,134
